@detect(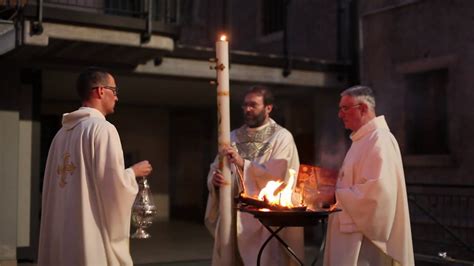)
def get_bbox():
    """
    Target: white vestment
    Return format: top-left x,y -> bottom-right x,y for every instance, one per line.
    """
323,116 -> 414,266
38,107 -> 138,266
205,119 -> 304,266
